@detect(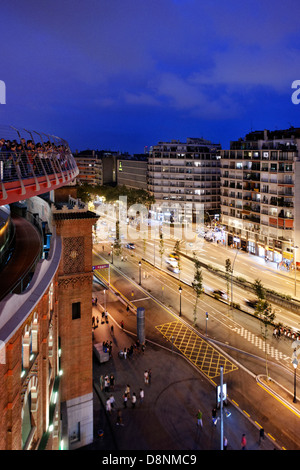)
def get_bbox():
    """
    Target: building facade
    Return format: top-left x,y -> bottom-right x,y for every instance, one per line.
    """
220,127 -> 300,265
74,150 -> 115,186
117,156 -> 148,191
148,138 -> 221,222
